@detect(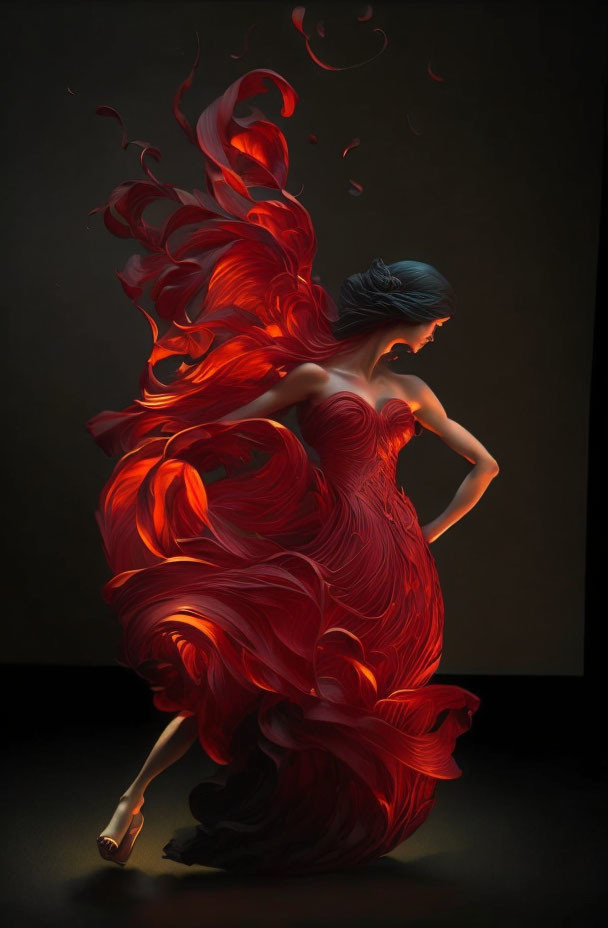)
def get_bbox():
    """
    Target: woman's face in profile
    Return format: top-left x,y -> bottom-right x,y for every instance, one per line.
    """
388,317 -> 450,354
